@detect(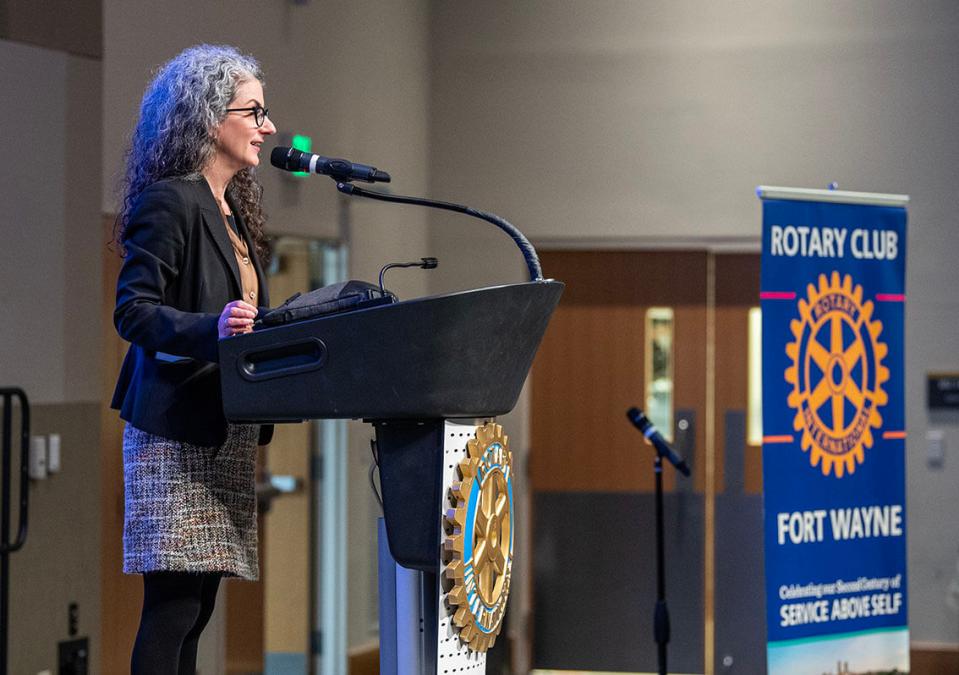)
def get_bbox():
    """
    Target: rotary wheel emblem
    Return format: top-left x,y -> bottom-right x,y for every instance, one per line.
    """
785,271 -> 889,477
444,422 -> 513,652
